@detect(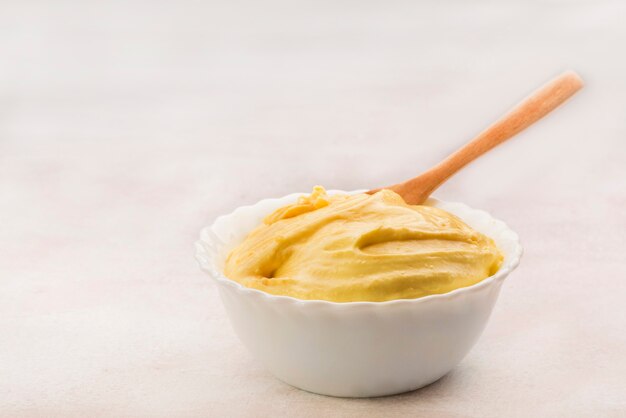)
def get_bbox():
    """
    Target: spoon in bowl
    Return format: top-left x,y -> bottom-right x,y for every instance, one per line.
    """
367,71 -> 584,204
